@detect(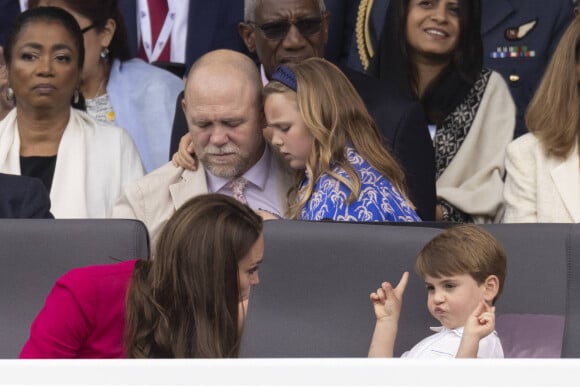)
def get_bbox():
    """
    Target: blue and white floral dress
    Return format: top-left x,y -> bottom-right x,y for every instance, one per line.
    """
299,146 -> 421,222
